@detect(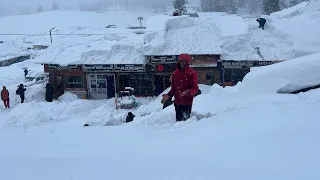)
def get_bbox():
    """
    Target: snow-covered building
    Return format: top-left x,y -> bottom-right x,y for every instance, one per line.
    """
36,28 -> 154,99
143,15 -> 223,94
143,14 -> 295,88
